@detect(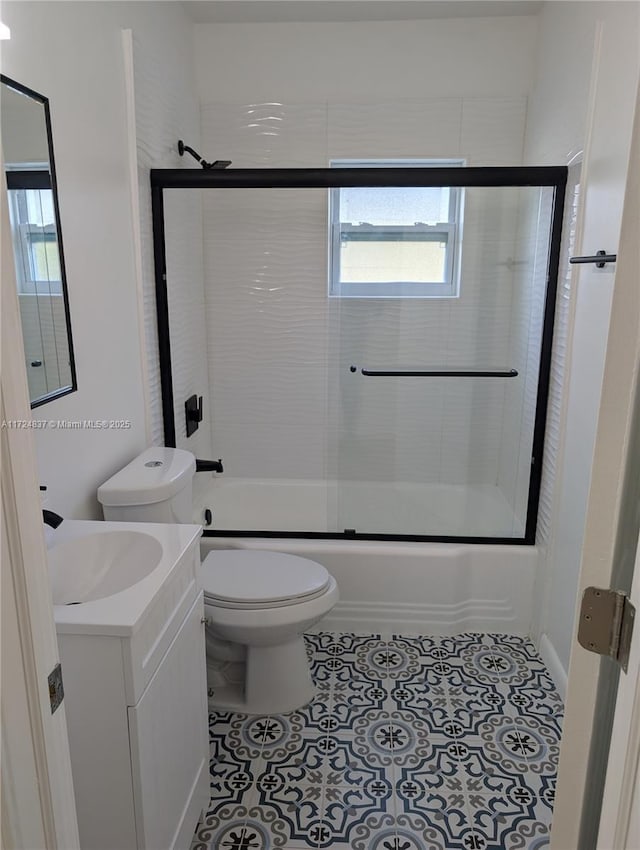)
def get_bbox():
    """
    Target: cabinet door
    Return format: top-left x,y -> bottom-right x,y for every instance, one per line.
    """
128,593 -> 209,849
